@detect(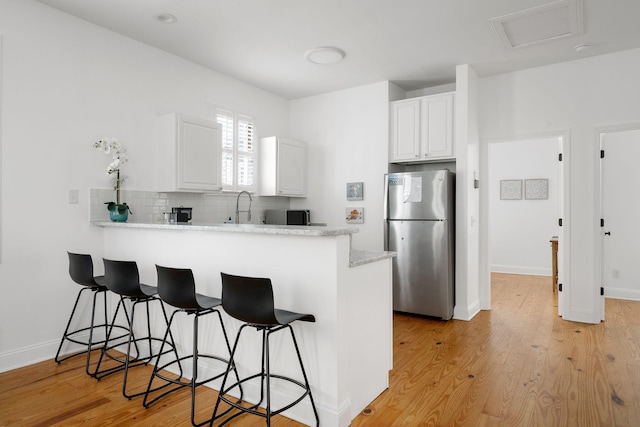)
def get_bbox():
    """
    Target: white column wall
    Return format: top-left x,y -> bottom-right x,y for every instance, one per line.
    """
454,64 -> 481,320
